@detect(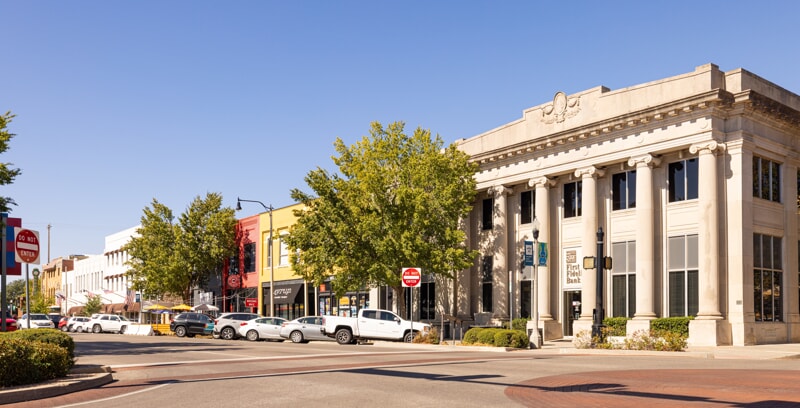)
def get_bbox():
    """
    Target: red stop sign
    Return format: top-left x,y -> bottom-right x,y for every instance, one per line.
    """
15,228 -> 40,264
402,267 -> 421,288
